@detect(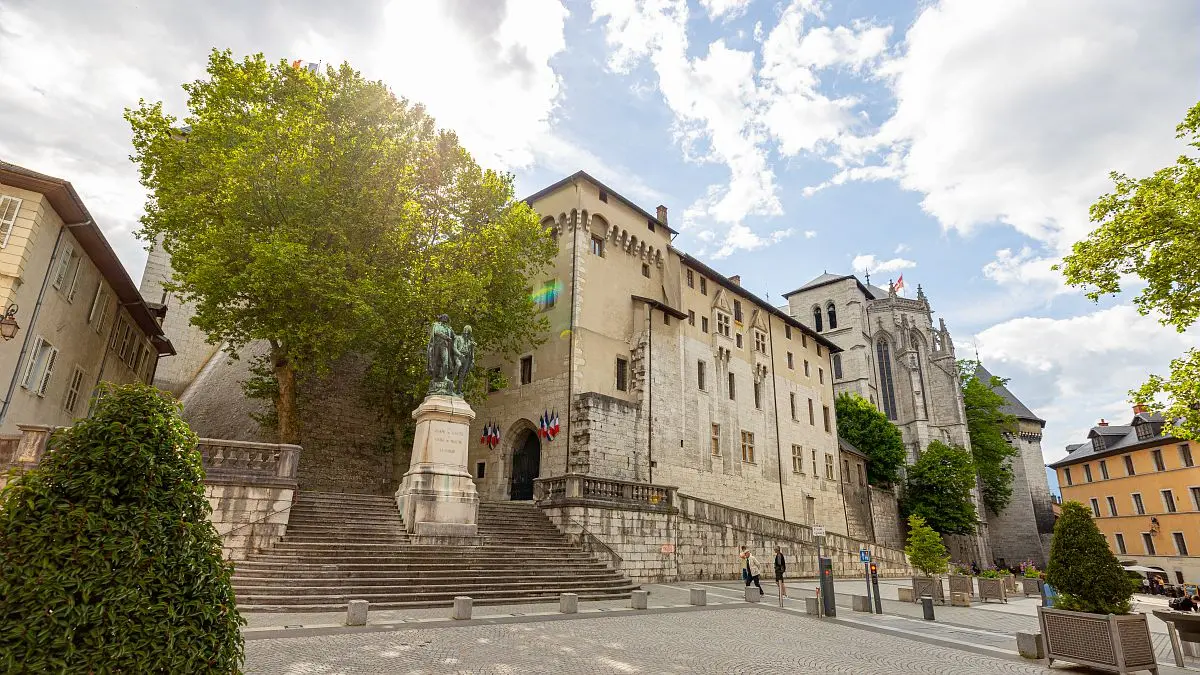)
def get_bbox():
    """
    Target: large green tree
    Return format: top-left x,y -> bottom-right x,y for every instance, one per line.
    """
903,440 -> 978,536
959,361 -> 1019,514
1059,100 -> 1200,439
835,392 -> 906,485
